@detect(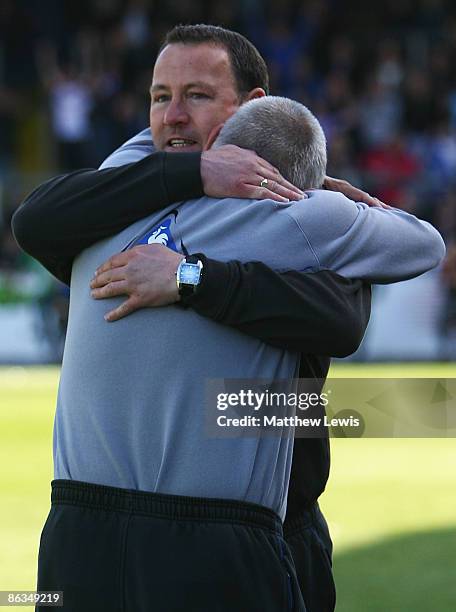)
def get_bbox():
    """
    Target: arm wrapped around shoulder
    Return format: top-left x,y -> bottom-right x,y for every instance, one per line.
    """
343,203 -> 447,283
290,191 -> 447,284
